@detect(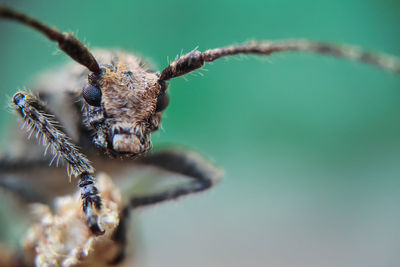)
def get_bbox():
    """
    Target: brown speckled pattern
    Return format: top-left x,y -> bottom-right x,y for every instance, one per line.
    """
84,50 -> 162,156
